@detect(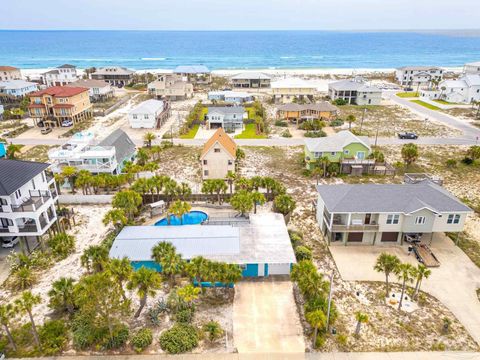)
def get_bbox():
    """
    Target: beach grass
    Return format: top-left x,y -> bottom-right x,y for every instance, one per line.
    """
396,92 -> 419,98
180,124 -> 200,139
410,100 -> 441,111
234,123 -> 267,139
